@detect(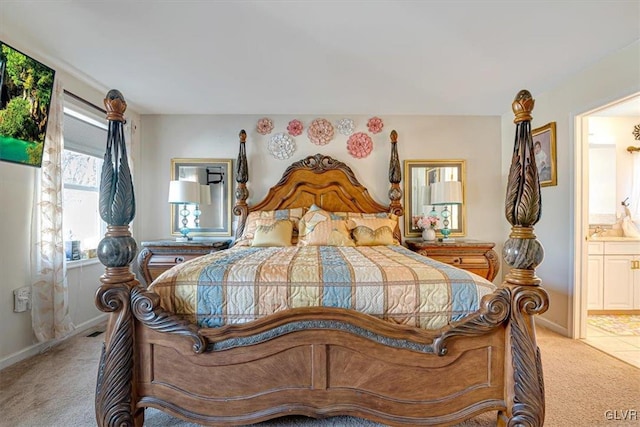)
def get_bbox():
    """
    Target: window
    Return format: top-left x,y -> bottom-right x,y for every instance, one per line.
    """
62,102 -> 108,262
62,149 -> 103,259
